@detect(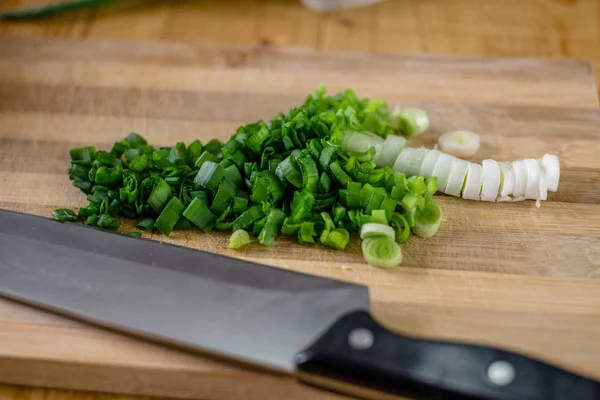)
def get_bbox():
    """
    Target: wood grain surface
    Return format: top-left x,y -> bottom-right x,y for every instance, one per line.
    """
0,1 -> 599,400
